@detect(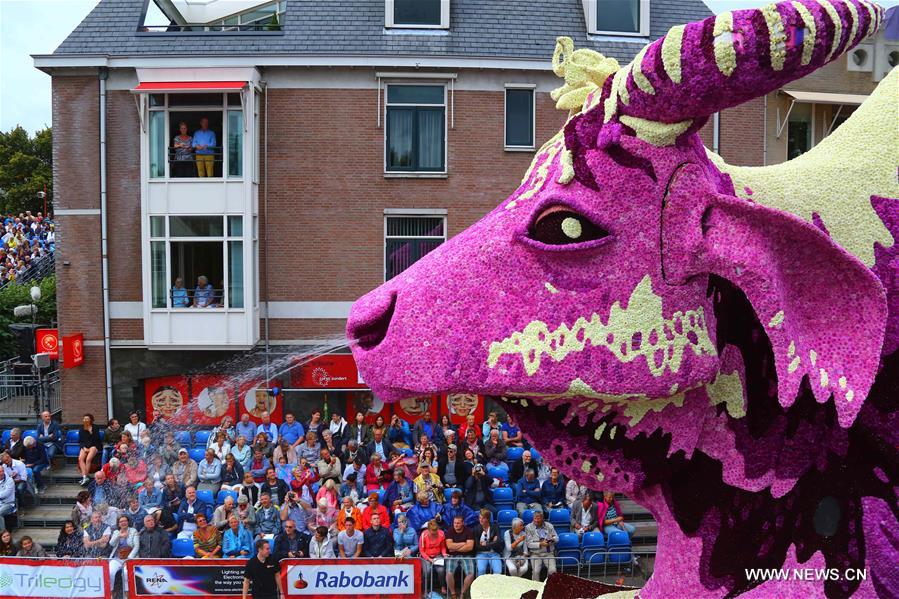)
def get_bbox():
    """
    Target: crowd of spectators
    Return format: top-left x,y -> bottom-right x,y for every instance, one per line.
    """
0,212 -> 54,284
0,405 -> 638,598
